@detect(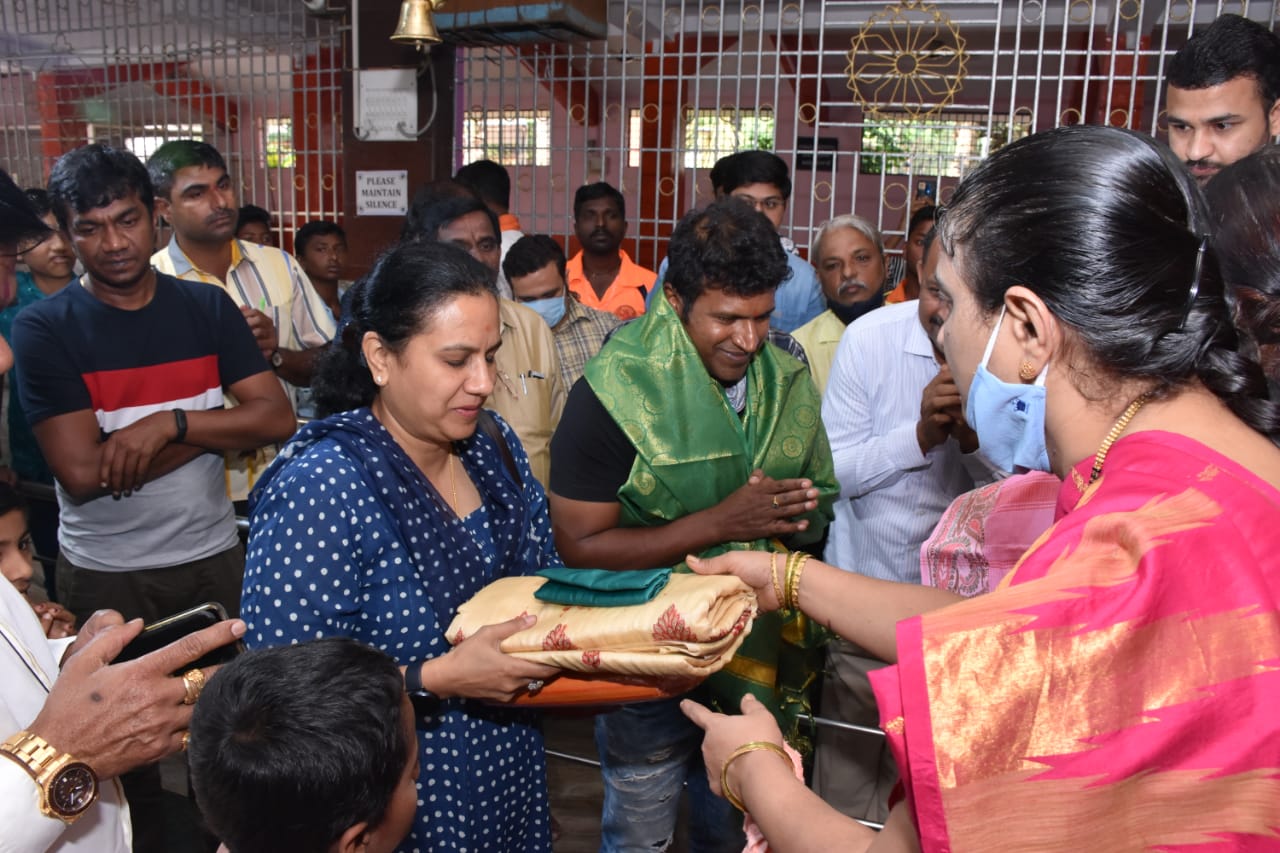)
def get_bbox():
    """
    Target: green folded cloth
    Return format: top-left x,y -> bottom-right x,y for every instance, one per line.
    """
534,567 -> 672,607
